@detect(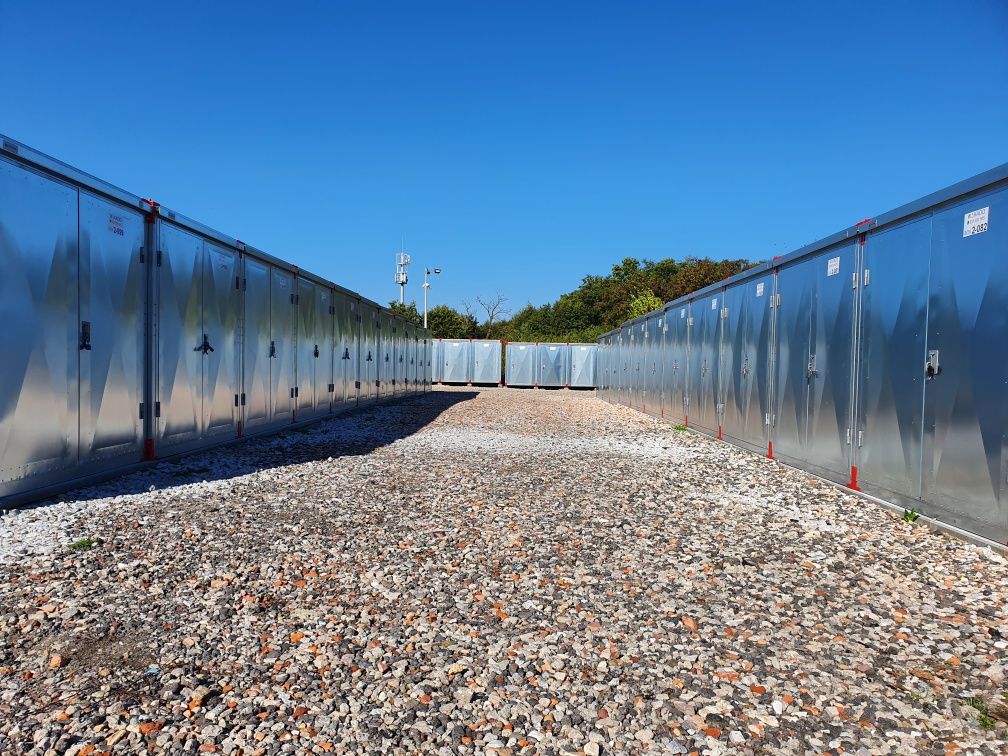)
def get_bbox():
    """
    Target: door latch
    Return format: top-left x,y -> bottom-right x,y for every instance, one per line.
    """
79,321 -> 92,351
269,340 -> 276,358
806,354 -> 817,380
314,344 -> 319,358
925,350 -> 940,379
196,333 -> 214,355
